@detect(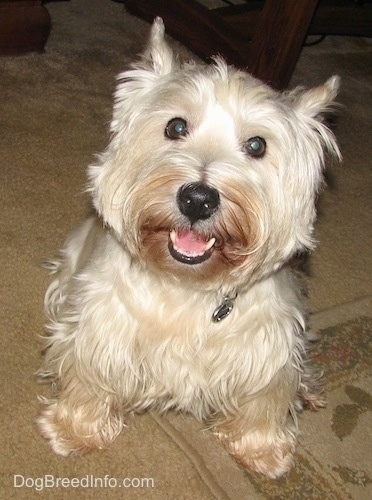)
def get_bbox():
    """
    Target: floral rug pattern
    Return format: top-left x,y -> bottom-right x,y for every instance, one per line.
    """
246,316 -> 372,499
